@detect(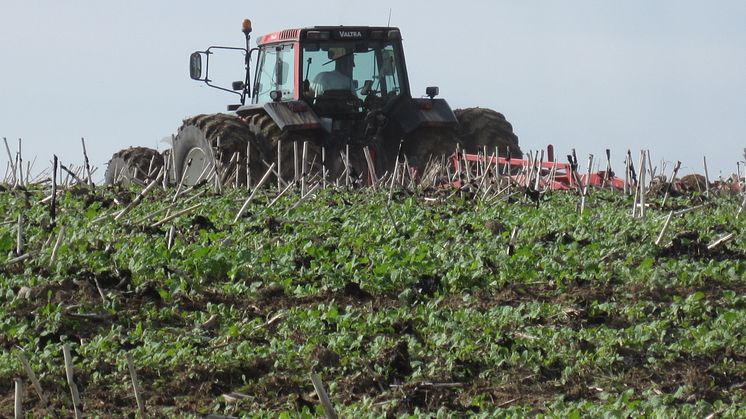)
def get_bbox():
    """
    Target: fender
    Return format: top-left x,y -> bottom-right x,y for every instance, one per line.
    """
390,98 -> 459,134
236,101 -> 322,131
